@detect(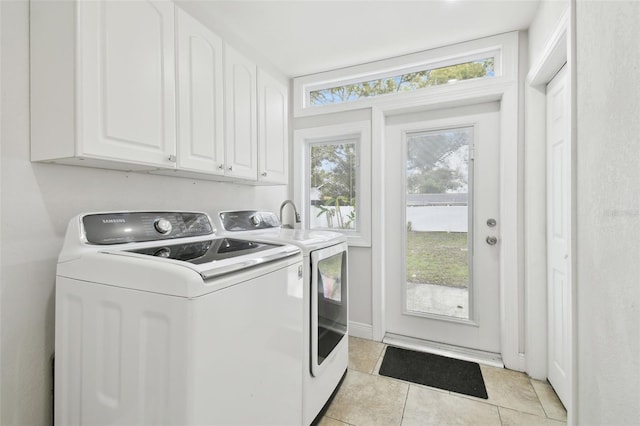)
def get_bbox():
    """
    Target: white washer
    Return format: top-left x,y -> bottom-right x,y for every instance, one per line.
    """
215,210 -> 349,426
55,211 -> 304,426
